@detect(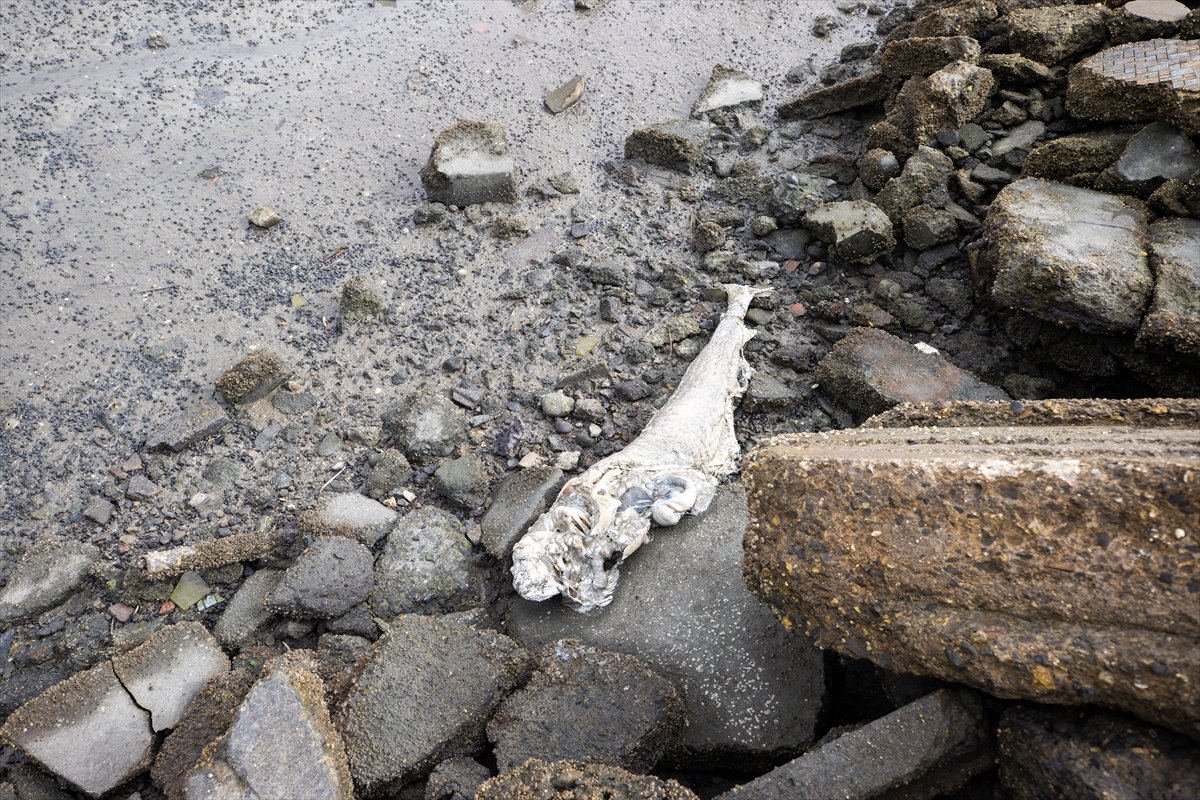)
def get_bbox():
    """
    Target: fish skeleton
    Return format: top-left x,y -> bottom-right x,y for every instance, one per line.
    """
511,283 -> 771,612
